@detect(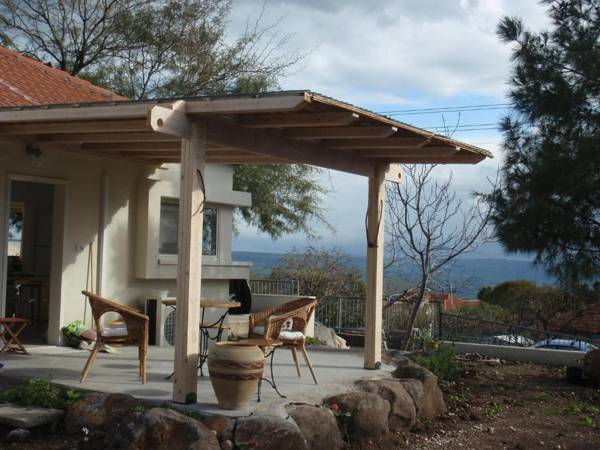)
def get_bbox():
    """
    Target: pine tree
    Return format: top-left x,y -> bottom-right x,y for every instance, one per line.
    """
490,0 -> 600,283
